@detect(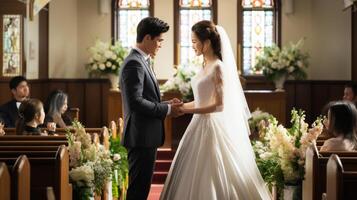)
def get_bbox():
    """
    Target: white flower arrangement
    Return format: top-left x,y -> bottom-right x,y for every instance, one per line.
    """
251,109 -> 324,194
66,121 -> 113,198
86,39 -> 127,76
254,39 -> 309,81
160,60 -> 200,102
